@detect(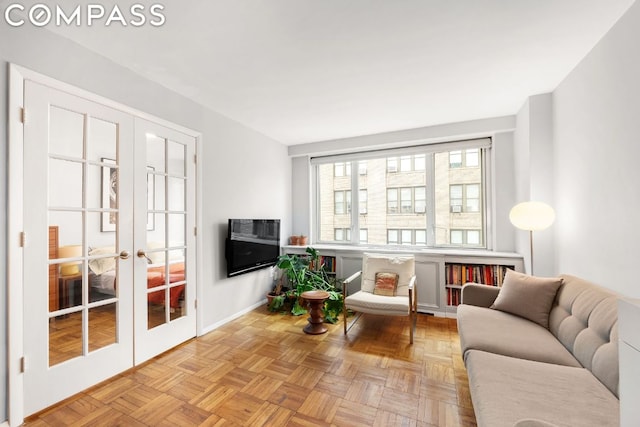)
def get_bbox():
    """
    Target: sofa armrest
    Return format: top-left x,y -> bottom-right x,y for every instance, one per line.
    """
461,283 -> 500,308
